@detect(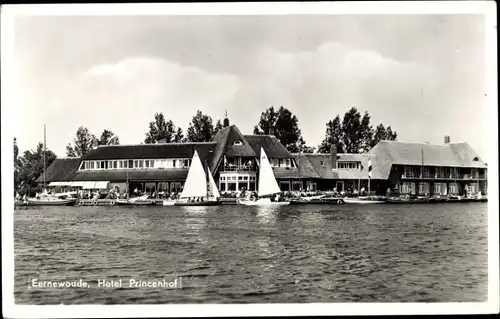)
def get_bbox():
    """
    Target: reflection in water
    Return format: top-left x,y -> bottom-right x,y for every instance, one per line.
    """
14,203 -> 488,304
